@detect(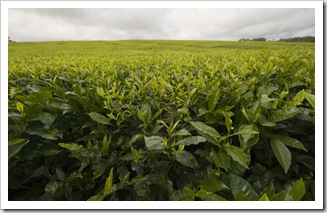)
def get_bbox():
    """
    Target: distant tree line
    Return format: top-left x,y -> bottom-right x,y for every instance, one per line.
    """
239,36 -> 315,42
239,38 -> 266,42
278,36 -> 315,42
